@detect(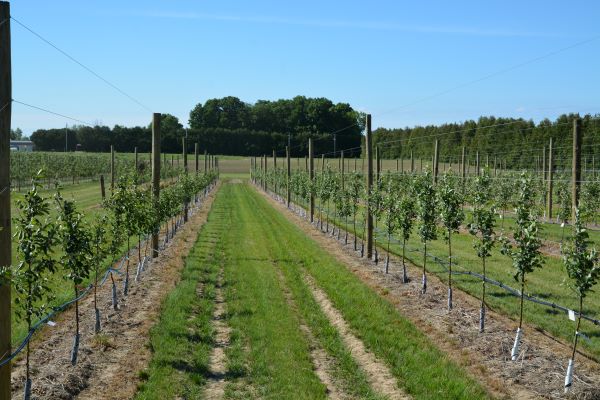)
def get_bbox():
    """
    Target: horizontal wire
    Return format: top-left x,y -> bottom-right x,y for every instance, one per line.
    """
13,99 -> 96,126
11,16 -> 153,113
375,33 -> 600,118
